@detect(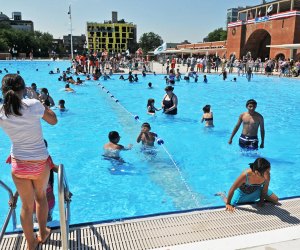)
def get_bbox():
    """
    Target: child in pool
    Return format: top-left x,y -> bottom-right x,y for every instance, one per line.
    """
216,158 -> 279,212
103,131 -> 133,159
136,123 -> 156,147
201,104 -> 214,127
147,98 -> 161,115
58,99 -> 66,111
